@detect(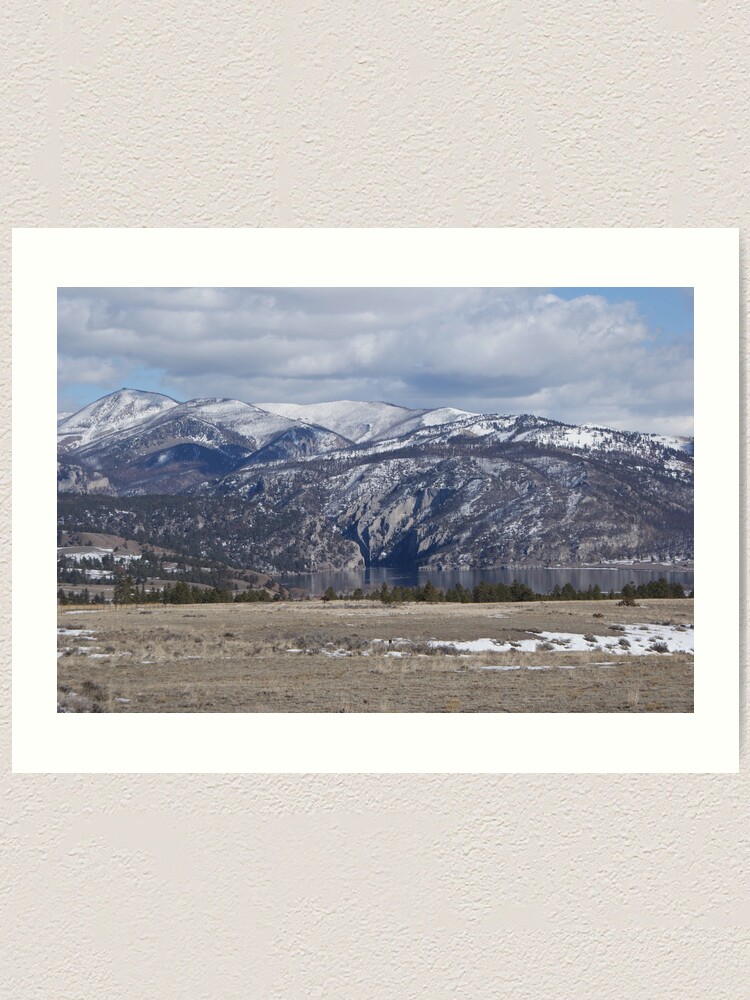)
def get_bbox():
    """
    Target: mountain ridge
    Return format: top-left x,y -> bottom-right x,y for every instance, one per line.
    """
57,389 -> 694,572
